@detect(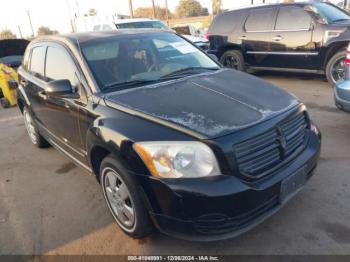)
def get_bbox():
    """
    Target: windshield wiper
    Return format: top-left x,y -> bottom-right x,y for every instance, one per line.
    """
160,67 -> 219,79
103,79 -> 156,91
332,18 -> 350,23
